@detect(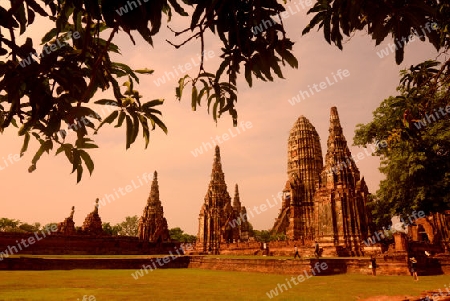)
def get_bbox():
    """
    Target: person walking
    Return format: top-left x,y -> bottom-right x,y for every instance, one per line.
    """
370,255 -> 377,276
410,257 -> 419,281
314,241 -> 320,258
294,245 -> 301,259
